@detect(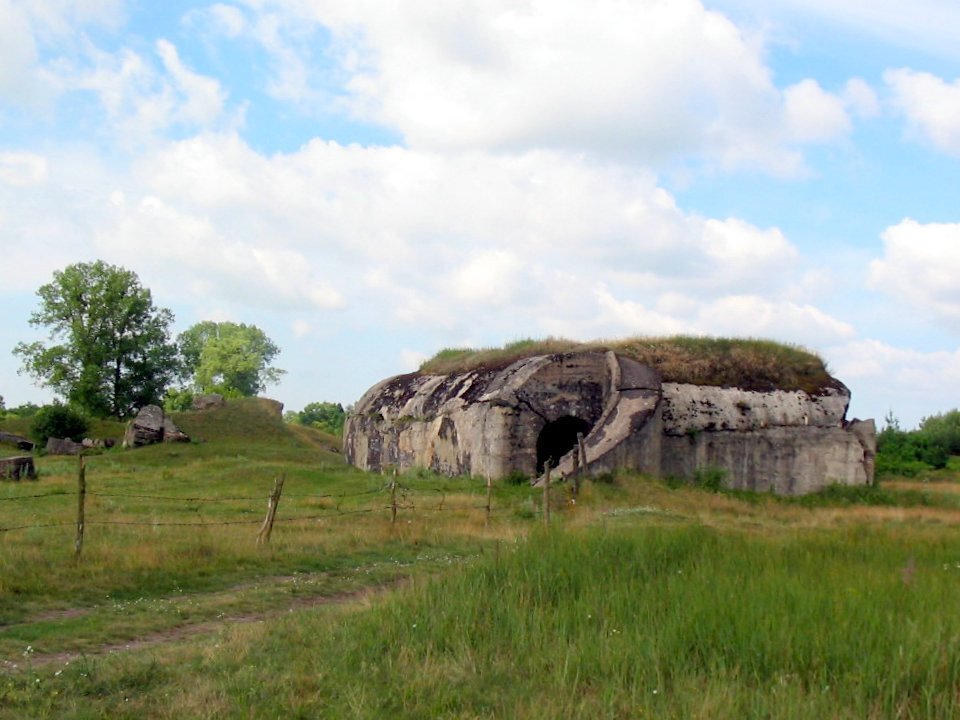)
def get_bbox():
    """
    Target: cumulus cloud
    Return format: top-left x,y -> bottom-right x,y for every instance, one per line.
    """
75,132 -> 855,350
695,295 -> 855,346
869,219 -> 960,327
215,0 -> 854,174
829,339 -> 960,427
782,79 -> 851,142
885,69 -> 960,156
